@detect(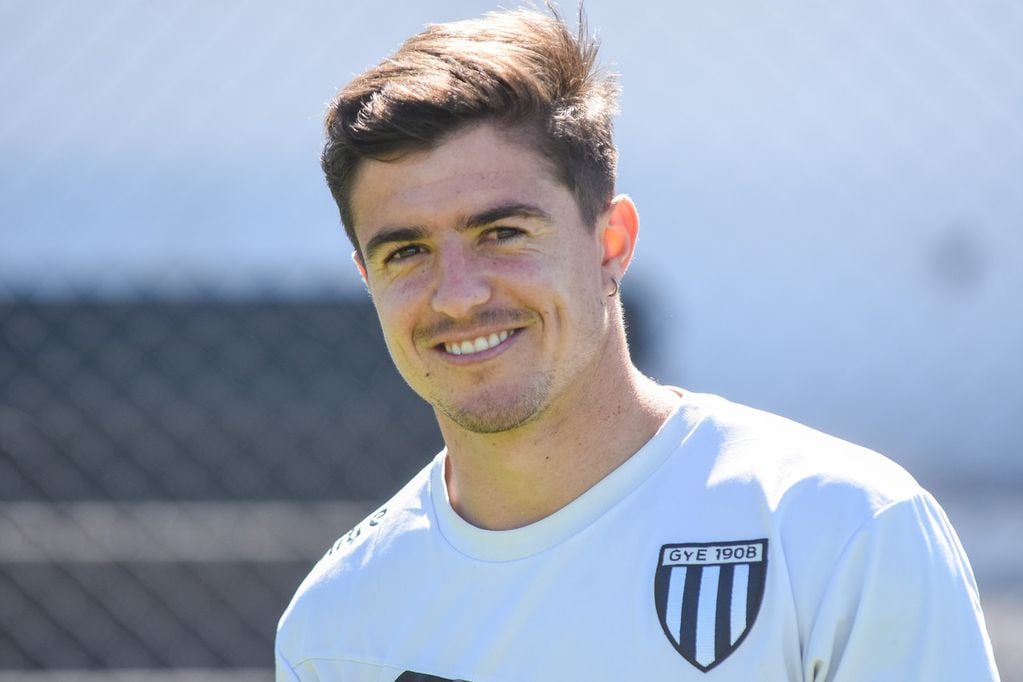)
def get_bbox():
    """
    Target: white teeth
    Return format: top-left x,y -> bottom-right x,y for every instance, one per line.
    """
443,330 -> 514,356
